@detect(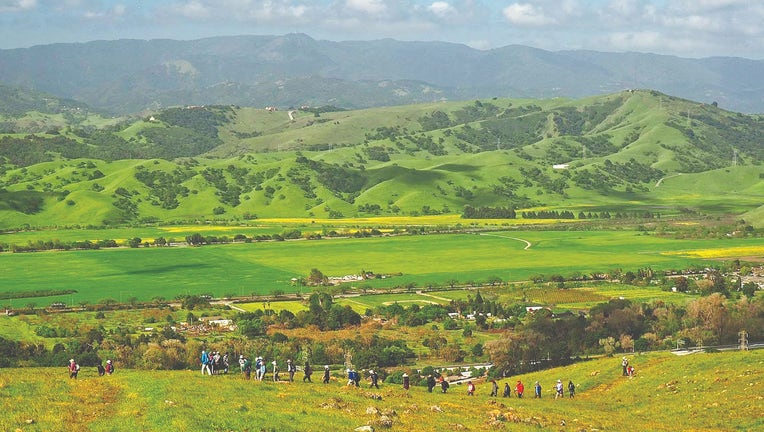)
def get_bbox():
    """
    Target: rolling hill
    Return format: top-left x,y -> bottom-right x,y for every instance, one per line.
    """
1,89 -> 763,229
